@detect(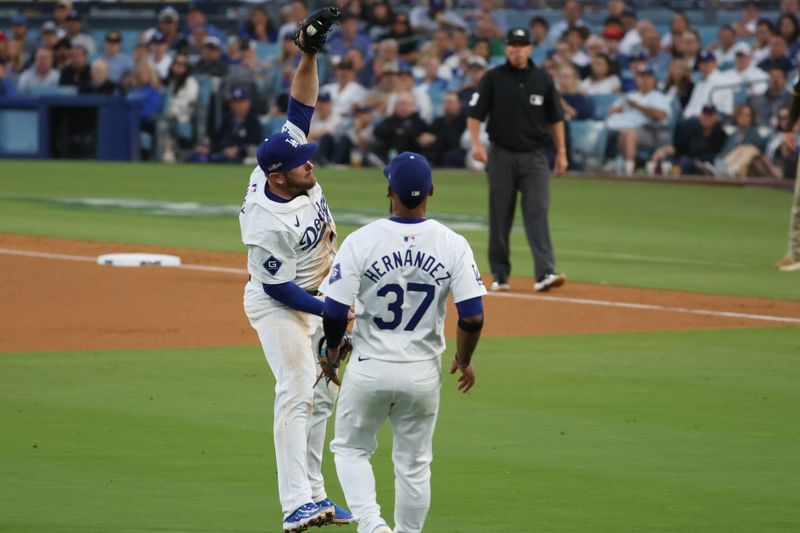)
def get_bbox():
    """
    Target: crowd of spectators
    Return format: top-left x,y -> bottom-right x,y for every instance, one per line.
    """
0,0 -> 798,178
